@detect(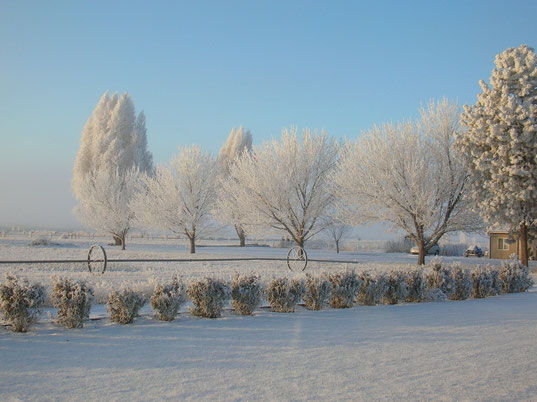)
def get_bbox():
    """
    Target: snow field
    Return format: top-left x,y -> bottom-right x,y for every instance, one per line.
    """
1,237 -> 537,400
1,290 -> 537,400
1,236 -> 534,308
